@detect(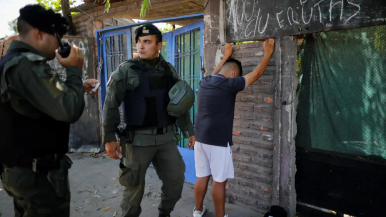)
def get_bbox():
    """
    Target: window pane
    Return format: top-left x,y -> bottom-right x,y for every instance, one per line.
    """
173,28 -> 202,148
194,29 -> 201,90
161,39 -> 168,59
104,33 -> 128,130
